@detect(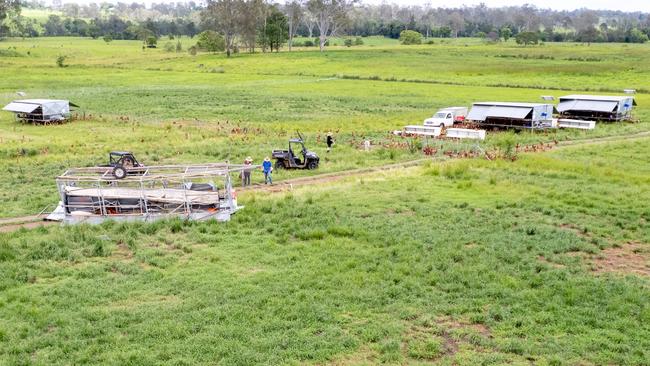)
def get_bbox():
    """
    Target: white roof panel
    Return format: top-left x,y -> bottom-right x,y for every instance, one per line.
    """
3,102 -> 40,113
558,100 -> 618,113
